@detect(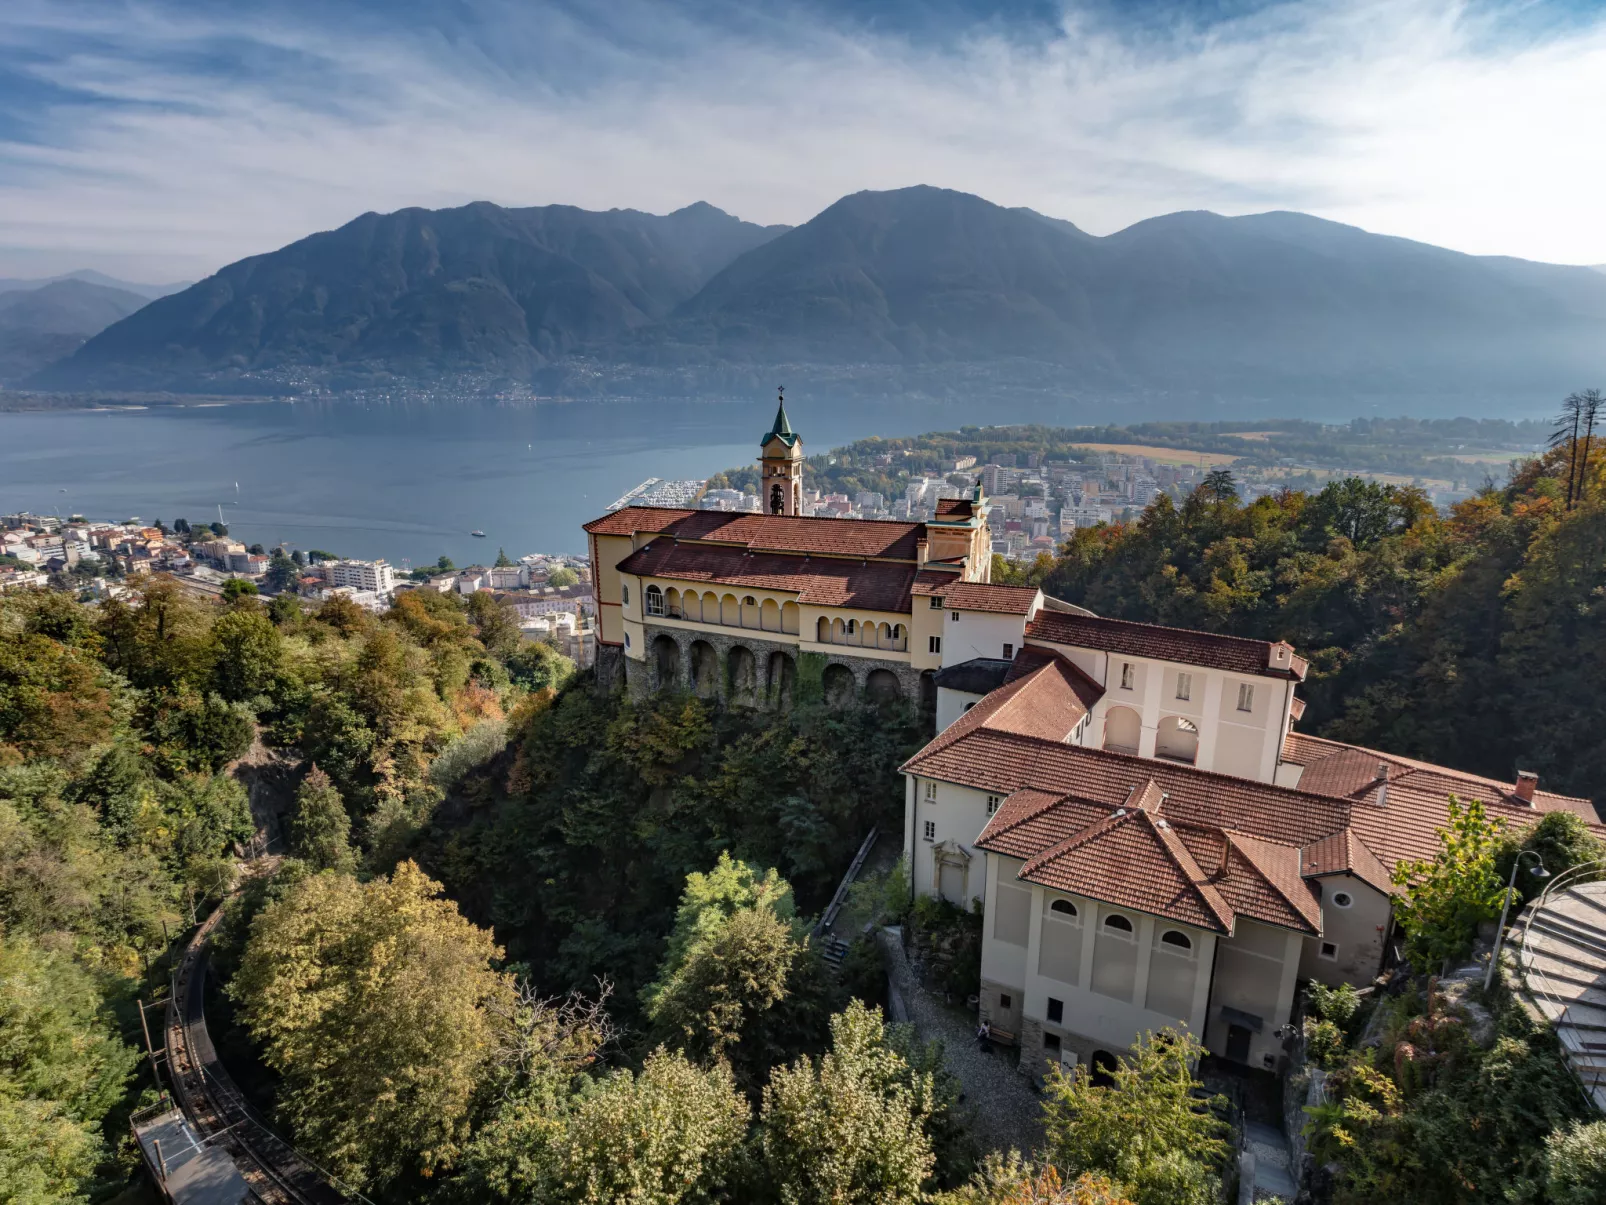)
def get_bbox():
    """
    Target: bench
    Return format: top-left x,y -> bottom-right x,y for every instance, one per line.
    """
985,1027 -> 1017,1049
